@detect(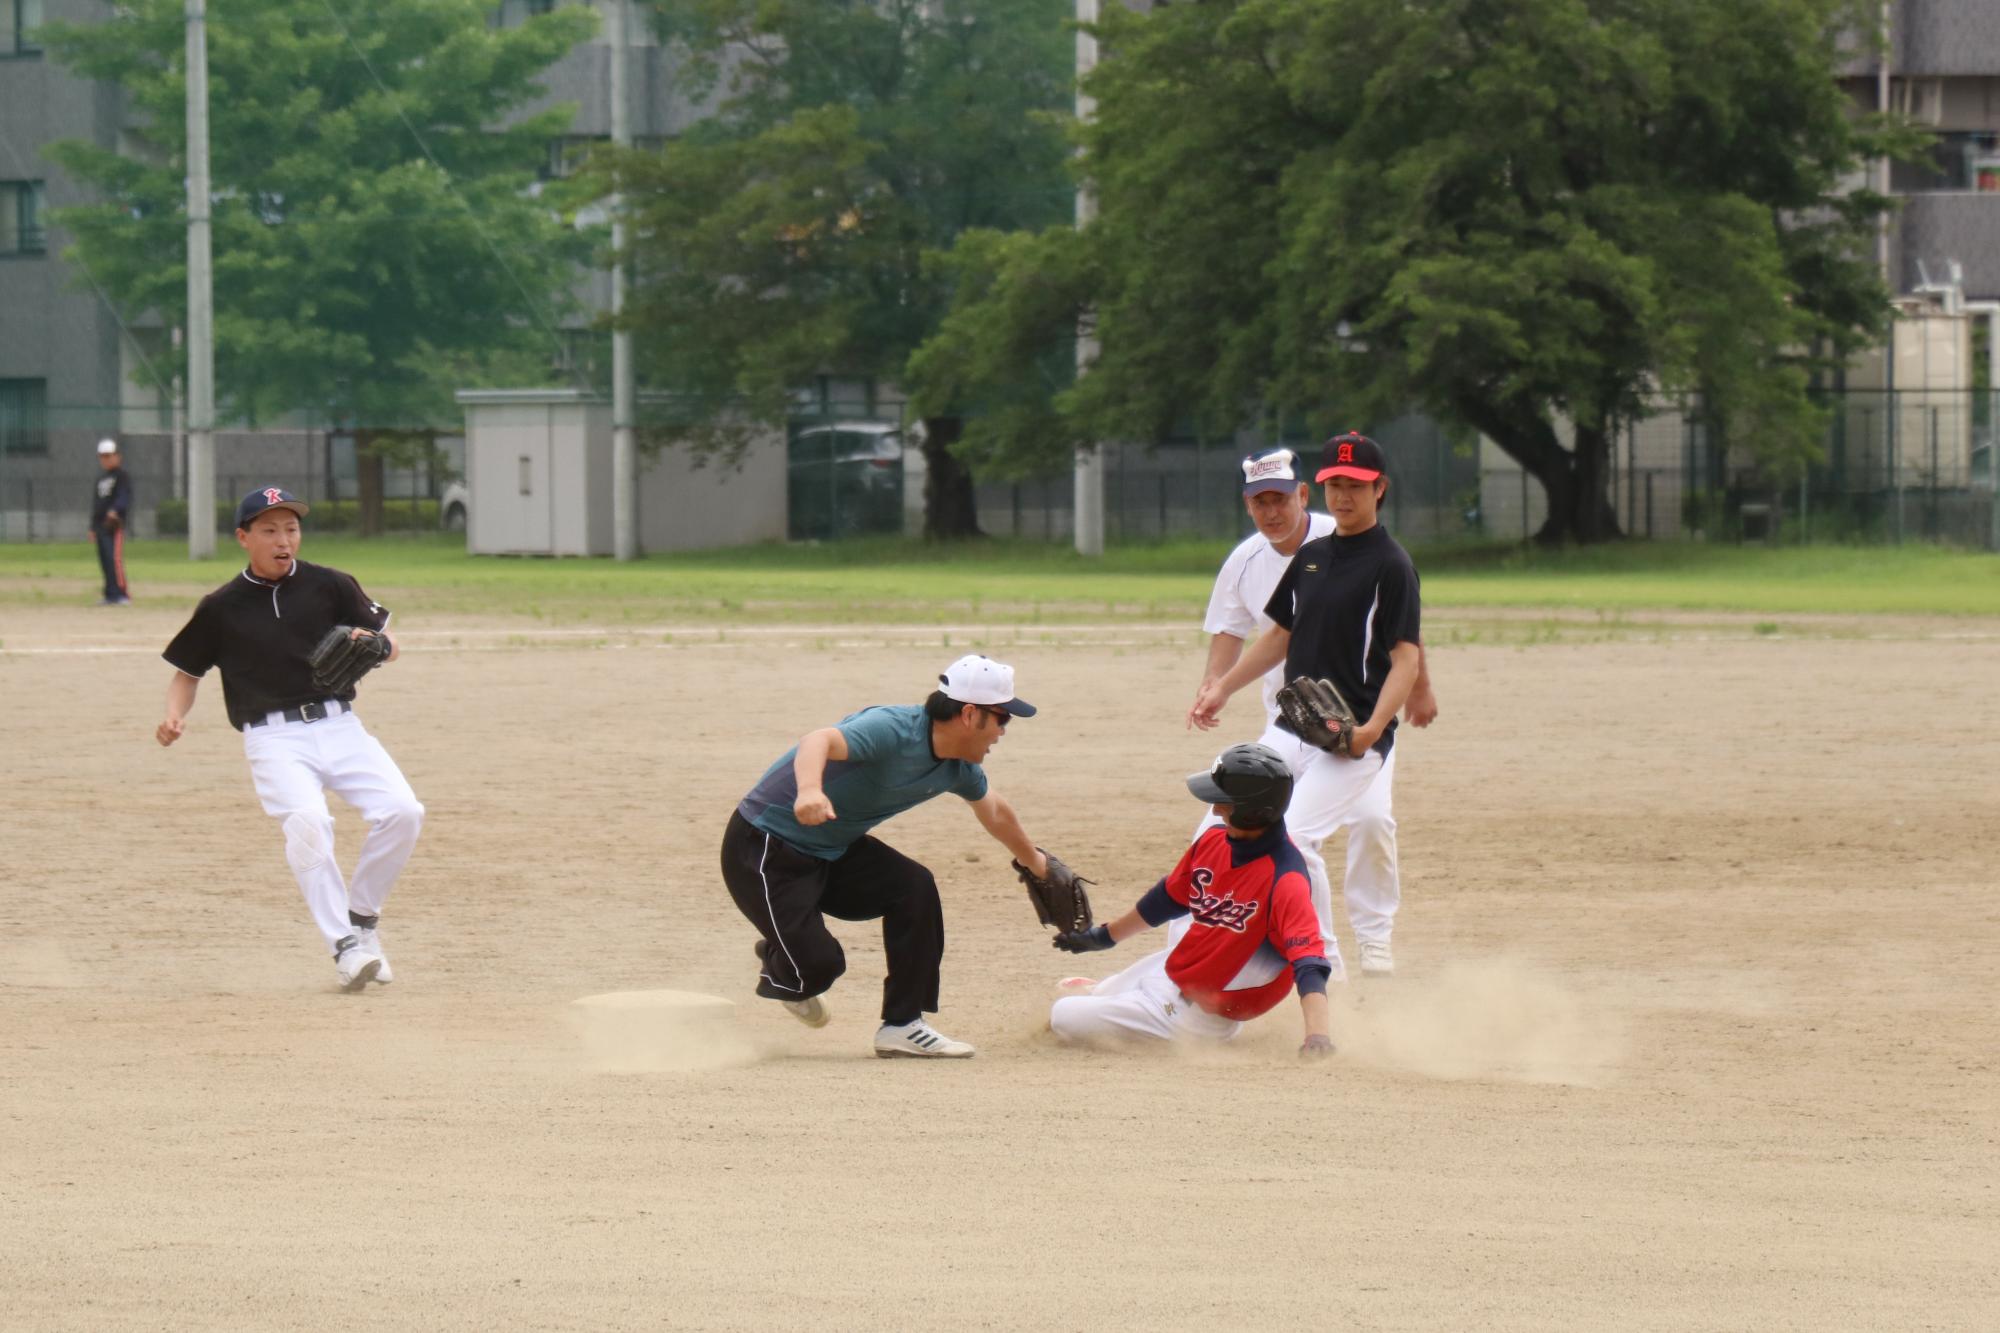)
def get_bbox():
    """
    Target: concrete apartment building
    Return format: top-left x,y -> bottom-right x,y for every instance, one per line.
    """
0,0 -> 700,536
